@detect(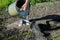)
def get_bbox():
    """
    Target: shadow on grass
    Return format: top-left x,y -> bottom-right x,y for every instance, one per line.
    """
30,15 -> 60,30
30,15 -> 60,31
30,15 -> 60,40
29,15 -> 60,22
